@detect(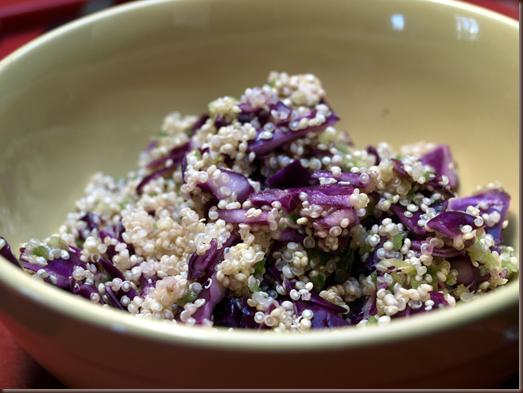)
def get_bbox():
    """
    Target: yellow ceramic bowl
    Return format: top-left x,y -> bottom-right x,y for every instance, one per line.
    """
0,0 -> 519,389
